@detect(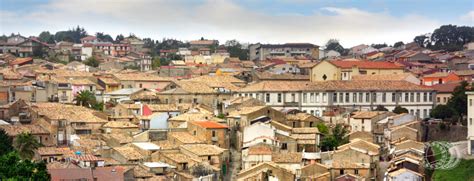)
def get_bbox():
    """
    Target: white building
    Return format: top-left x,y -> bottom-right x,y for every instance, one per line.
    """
468,92 -> 474,155
242,123 -> 278,148
235,80 -> 435,119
